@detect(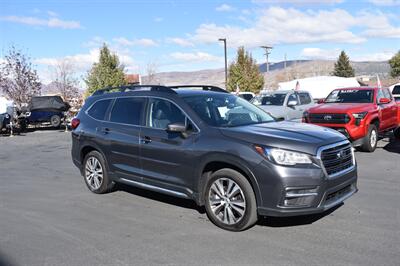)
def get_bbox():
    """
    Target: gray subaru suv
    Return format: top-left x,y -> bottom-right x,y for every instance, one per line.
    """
71,85 -> 358,231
